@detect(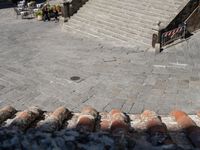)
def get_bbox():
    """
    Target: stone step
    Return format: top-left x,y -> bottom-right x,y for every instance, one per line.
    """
73,13 -> 153,40
68,16 -> 152,44
77,6 -> 157,28
89,0 -> 176,18
71,14 -> 152,39
122,0 -> 179,11
66,19 -> 151,45
85,1 -> 169,23
64,24 -> 127,43
63,25 -> 147,48
121,0 -> 185,11
79,4 -> 167,26
81,2 -> 171,25
88,0 -> 173,19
